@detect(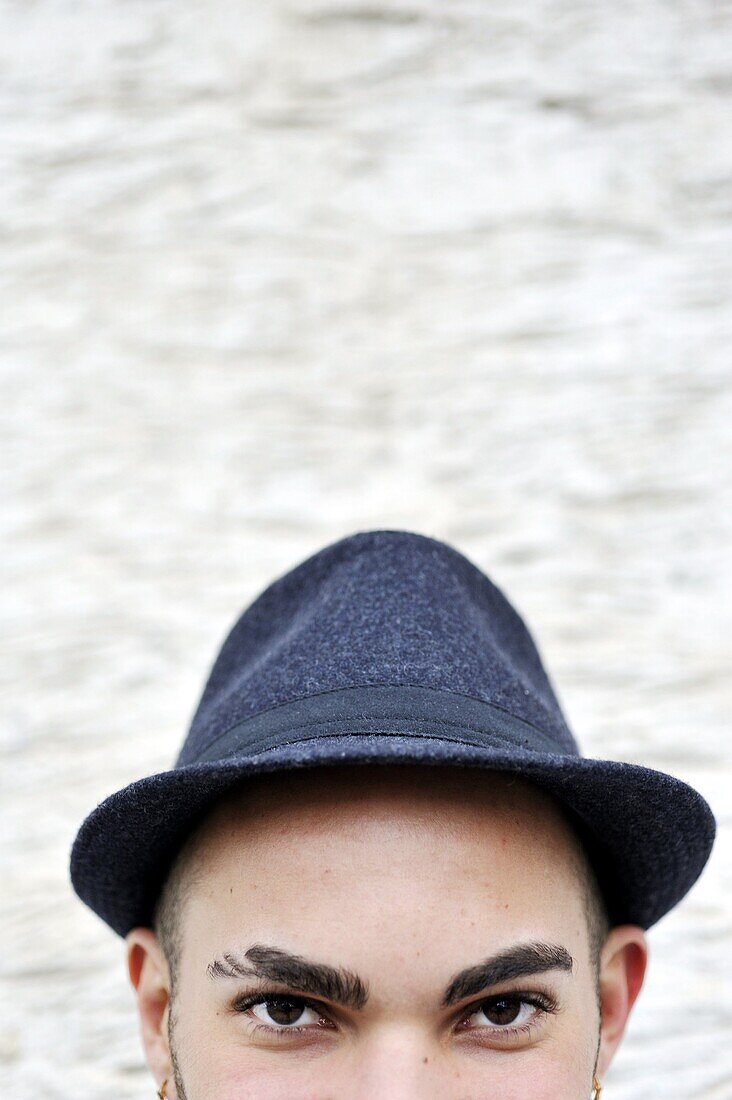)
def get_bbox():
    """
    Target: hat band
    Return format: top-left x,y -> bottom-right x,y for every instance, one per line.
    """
184,684 -> 577,766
